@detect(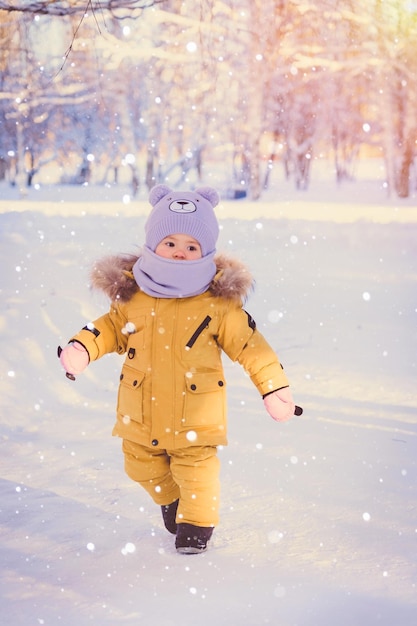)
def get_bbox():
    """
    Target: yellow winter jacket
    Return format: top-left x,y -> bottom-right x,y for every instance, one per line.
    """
70,253 -> 290,450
